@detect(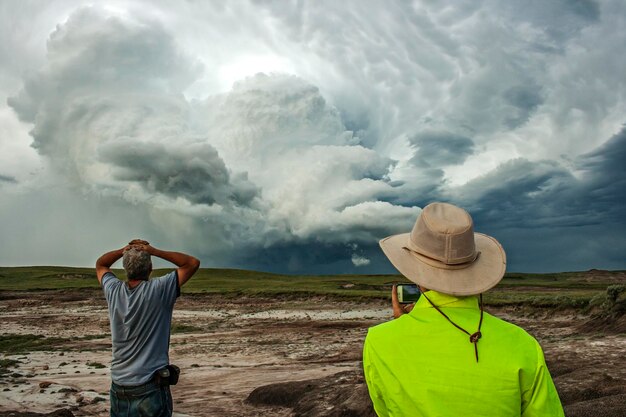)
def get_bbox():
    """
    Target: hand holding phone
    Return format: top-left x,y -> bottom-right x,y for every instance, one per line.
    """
396,283 -> 421,304
392,284 -> 420,319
